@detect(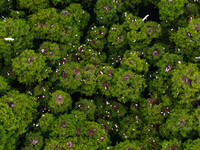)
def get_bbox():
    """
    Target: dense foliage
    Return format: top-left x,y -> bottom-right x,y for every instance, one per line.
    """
1,0 -> 200,149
